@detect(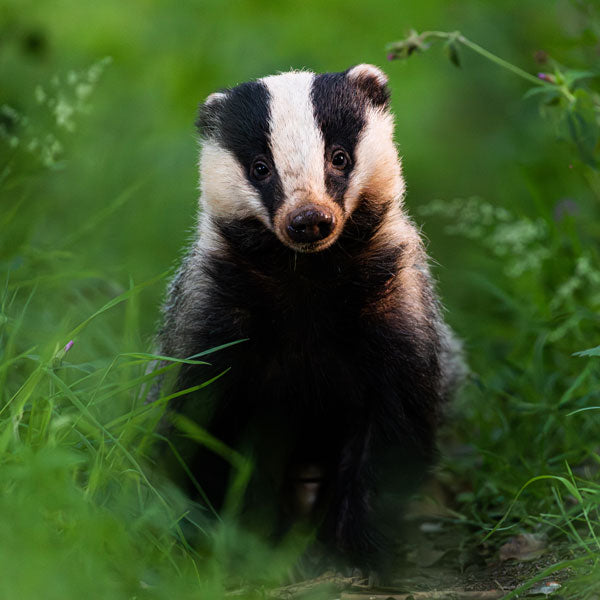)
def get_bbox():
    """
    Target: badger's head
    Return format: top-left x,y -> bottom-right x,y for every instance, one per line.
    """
196,64 -> 404,253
